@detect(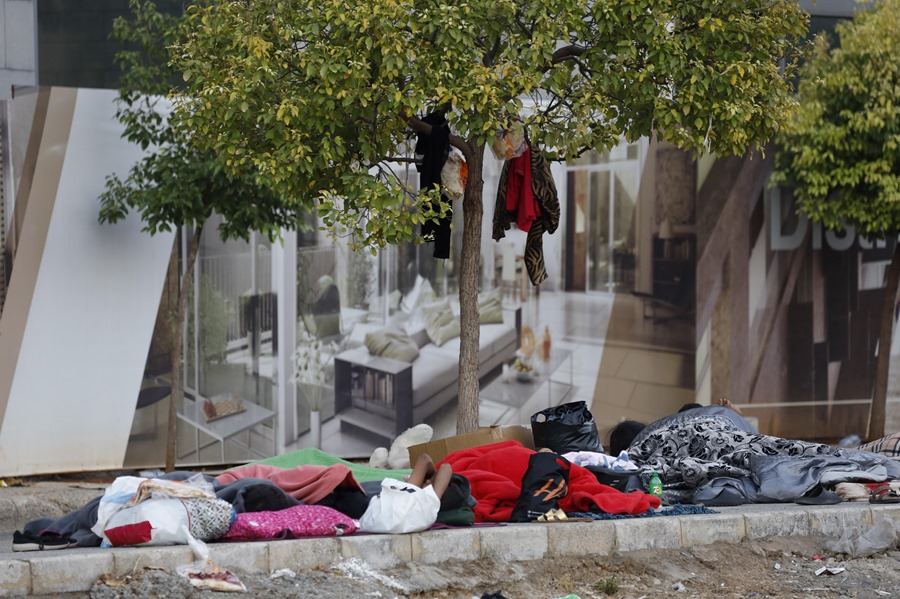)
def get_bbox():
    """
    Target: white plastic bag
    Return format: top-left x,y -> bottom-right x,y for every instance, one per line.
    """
103,498 -> 192,547
92,475 -> 229,547
358,479 -> 440,534
92,476 -> 145,541
825,516 -> 900,557
440,150 -> 468,201
489,120 -> 527,161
